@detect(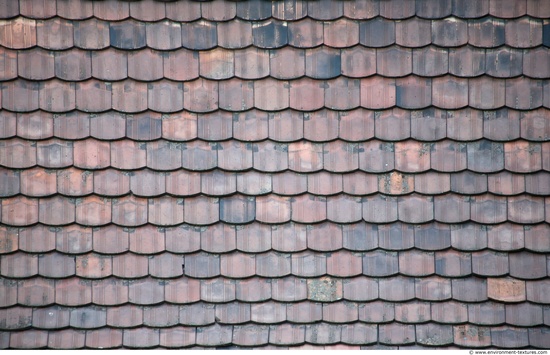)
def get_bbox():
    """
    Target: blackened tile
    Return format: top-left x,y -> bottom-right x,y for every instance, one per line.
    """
2,80 -> 40,112
472,250 -> 509,276
0,17 -> 36,49
486,47 -> 523,77
396,76 -> 432,109
452,277 -> 488,302
252,19 -> 288,49
17,278 -> 54,306
219,79 -> 254,112
524,47 -> 550,78
110,19 -> 146,49
468,17 -> 505,47
396,17 -> 432,47
378,276 -> 415,301
432,17 -> 468,47
359,17 -> 395,47
506,17 -> 543,48
435,249 -> 472,277
449,46 -> 485,77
